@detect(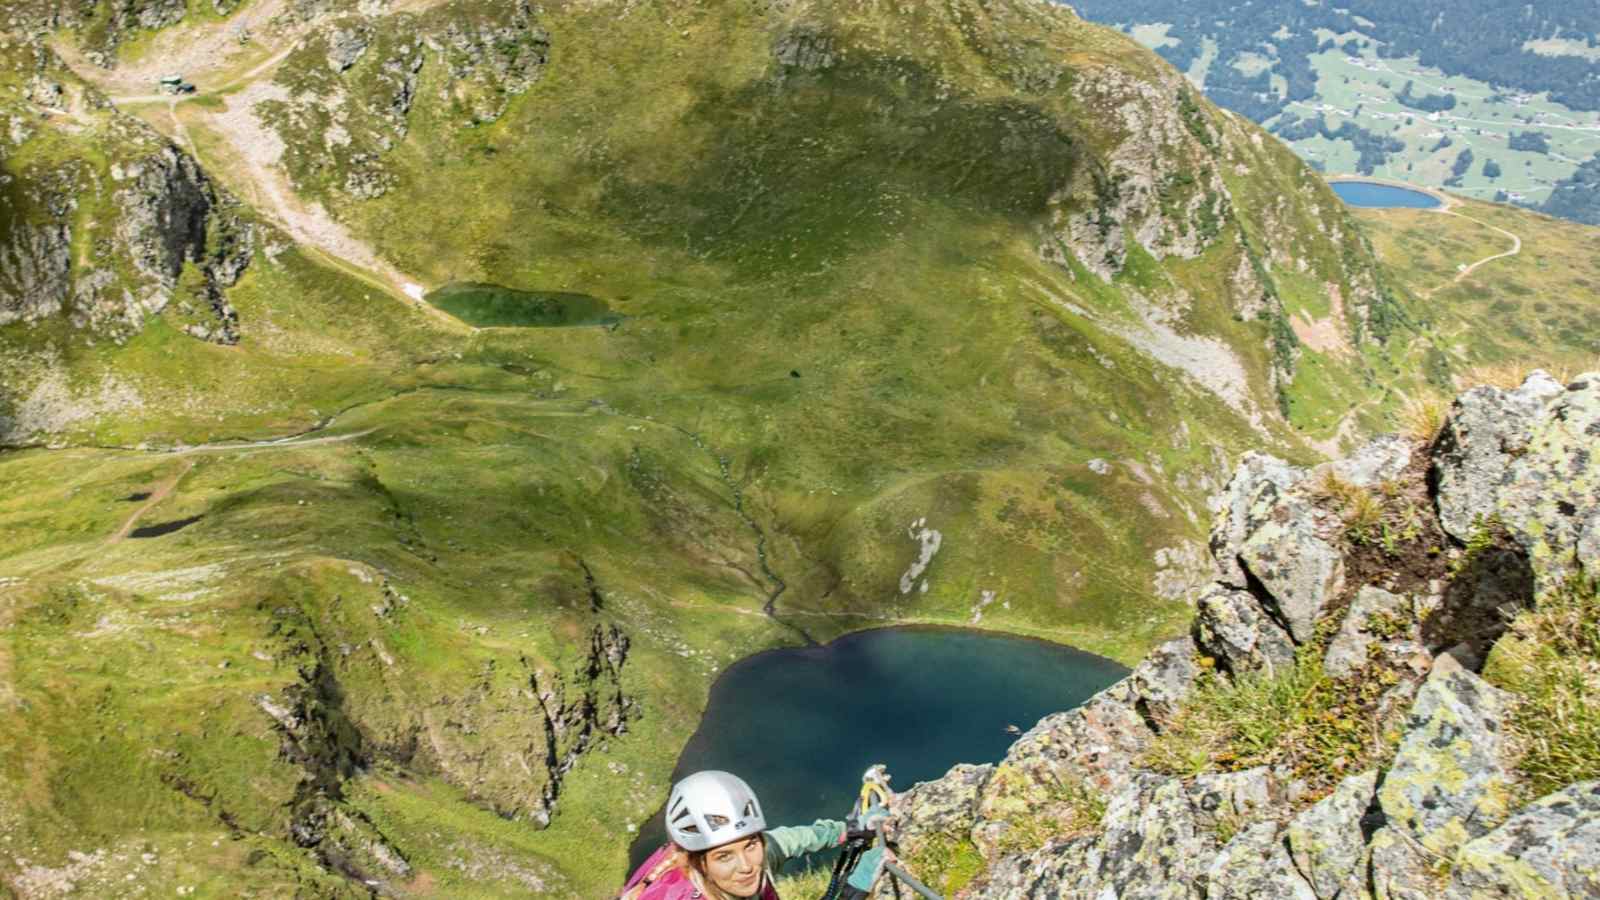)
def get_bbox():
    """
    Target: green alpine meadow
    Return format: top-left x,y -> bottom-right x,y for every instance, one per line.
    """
2,0 -> 1597,896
